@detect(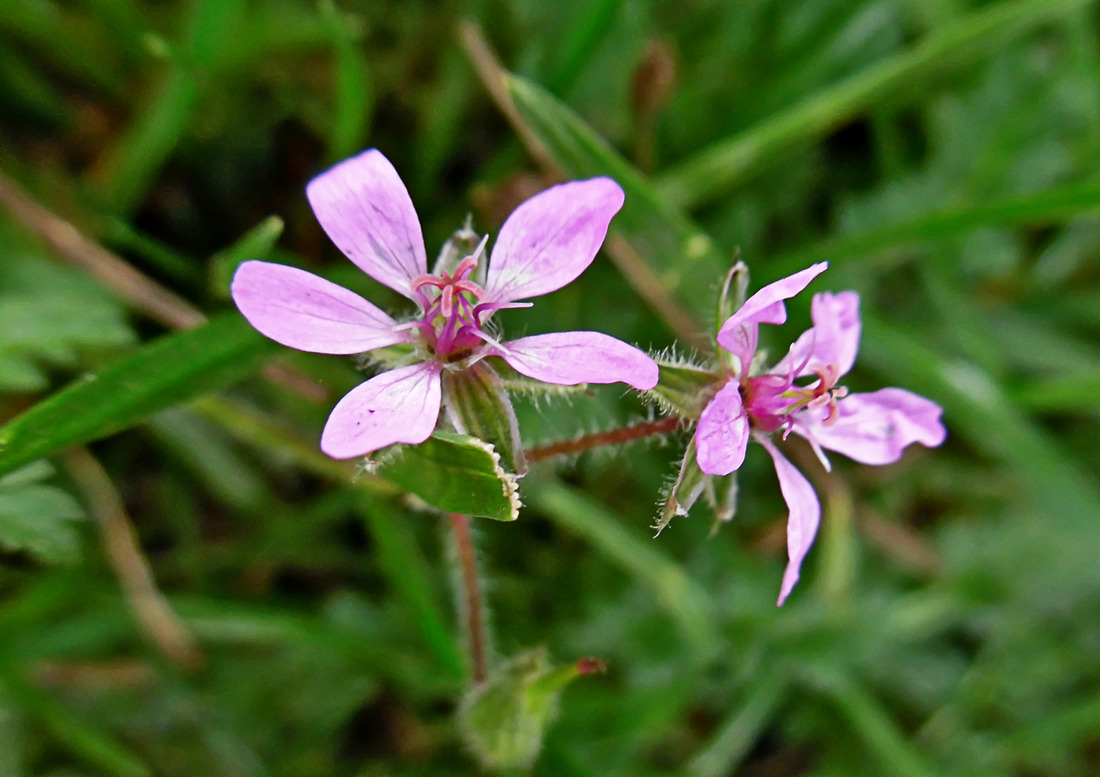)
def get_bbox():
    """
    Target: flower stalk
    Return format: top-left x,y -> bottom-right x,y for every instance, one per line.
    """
525,416 -> 682,463
449,513 -> 489,685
